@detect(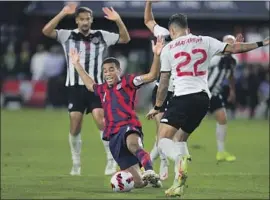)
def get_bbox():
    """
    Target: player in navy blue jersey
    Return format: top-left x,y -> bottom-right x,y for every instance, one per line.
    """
69,36 -> 165,188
